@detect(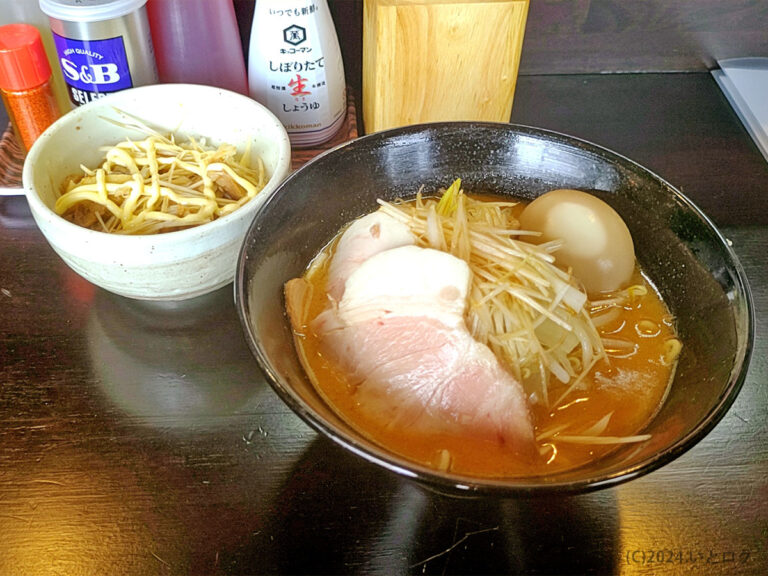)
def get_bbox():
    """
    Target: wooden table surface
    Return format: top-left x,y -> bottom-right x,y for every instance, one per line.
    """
1,73 -> 766,575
